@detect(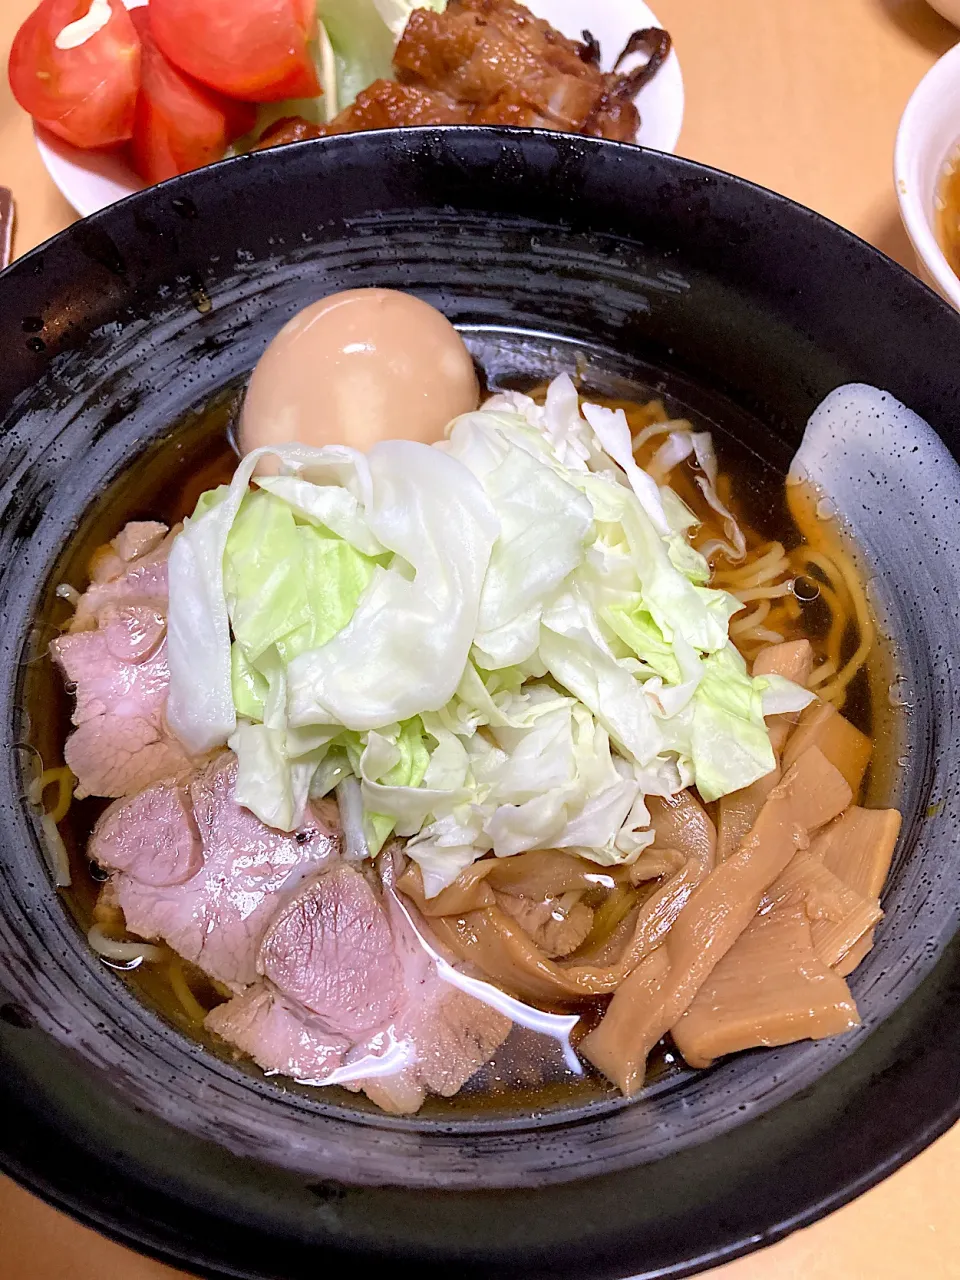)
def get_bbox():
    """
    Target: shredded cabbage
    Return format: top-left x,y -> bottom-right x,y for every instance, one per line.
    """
285,439 -> 499,730
166,375 -> 814,891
